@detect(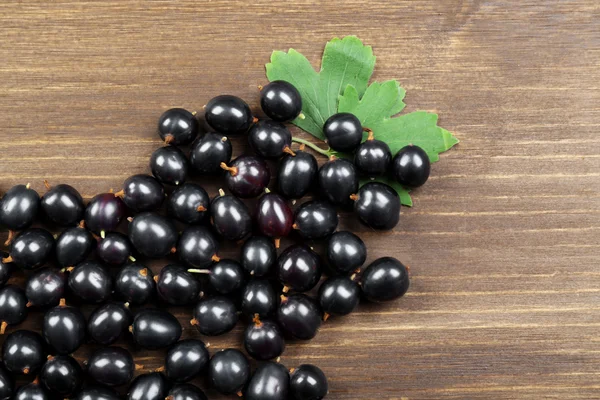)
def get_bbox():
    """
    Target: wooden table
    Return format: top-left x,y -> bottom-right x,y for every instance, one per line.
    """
1,1 -> 599,399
